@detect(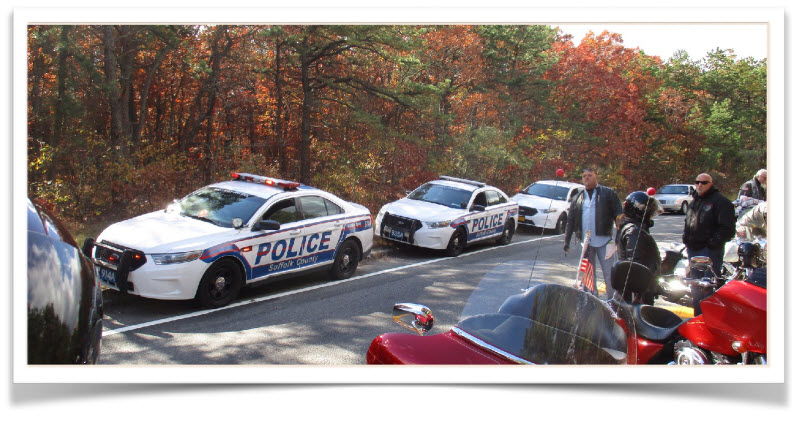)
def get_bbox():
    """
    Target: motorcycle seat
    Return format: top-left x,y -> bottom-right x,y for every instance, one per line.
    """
630,304 -> 684,342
